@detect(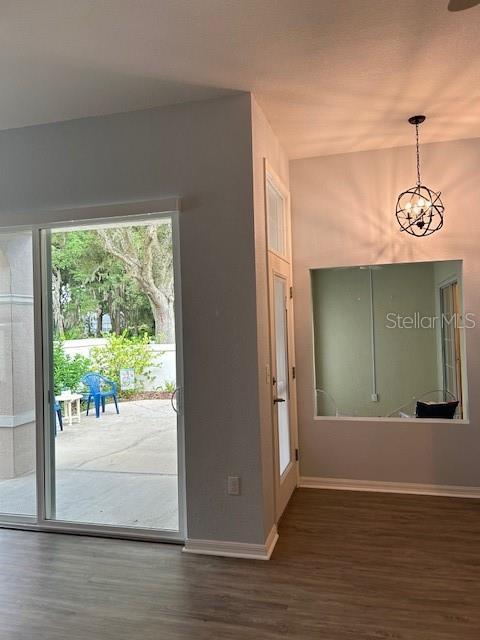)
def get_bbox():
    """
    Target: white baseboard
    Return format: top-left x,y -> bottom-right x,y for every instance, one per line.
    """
299,476 -> 480,499
183,525 -> 279,560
